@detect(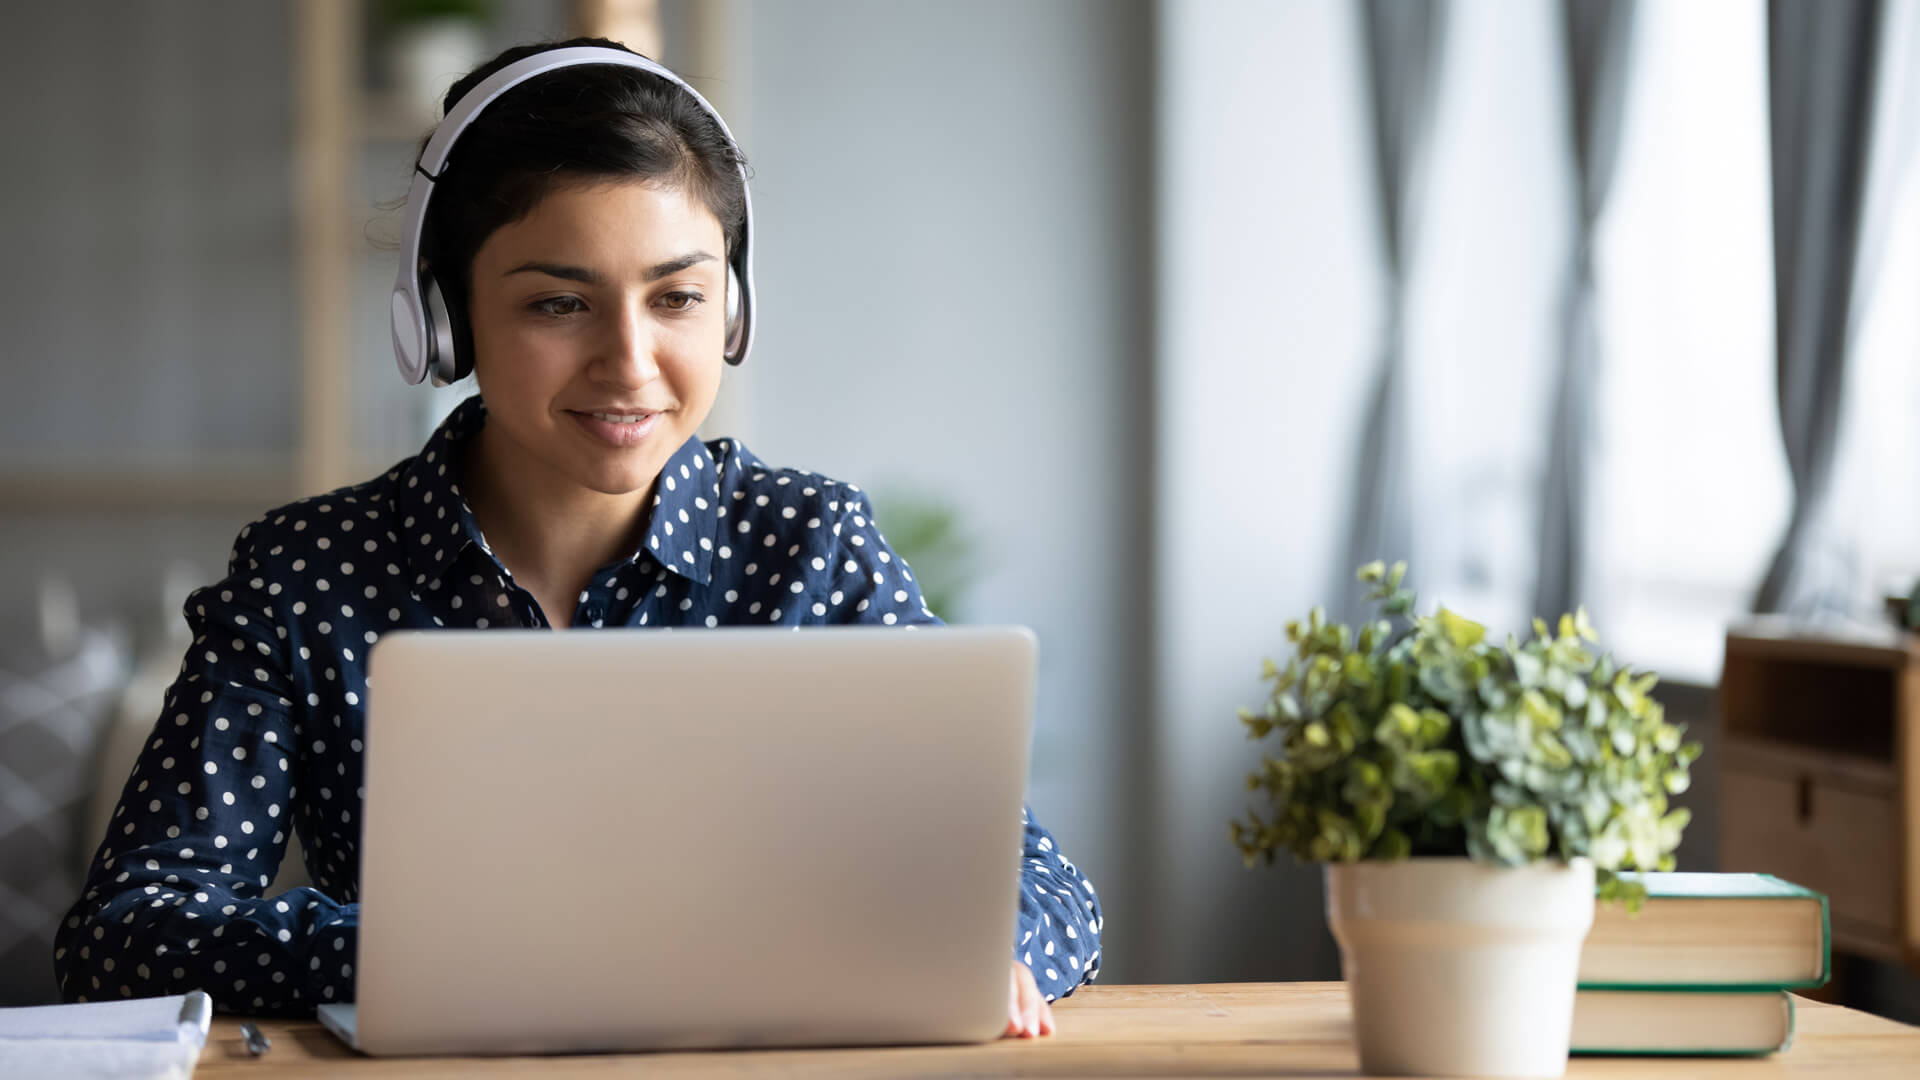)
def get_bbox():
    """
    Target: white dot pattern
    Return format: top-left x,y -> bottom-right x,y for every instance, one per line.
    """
53,394 -> 1100,1013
